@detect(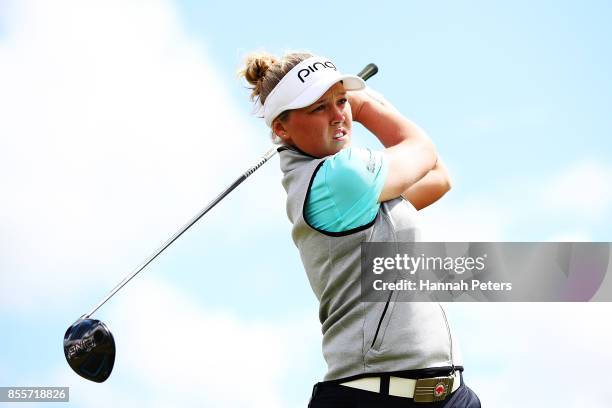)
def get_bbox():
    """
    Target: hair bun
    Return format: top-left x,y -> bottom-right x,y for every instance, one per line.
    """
241,53 -> 279,98
238,50 -> 312,106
